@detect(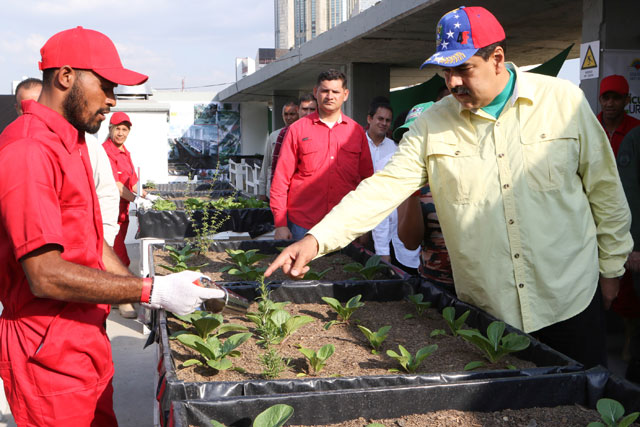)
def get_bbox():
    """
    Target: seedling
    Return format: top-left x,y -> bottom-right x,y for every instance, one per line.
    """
210,404 -> 294,427
158,244 -> 208,273
177,331 -> 251,371
259,347 -> 291,379
184,197 -> 210,211
442,307 -> 470,337
588,398 -> 639,427
457,321 -> 530,369
357,325 -> 391,353
343,255 -> 388,280
298,343 -> 335,375
171,311 -> 247,340
322,295 -> 364,329
152,198 -> 177,211
407,293 -> 431,317
221,249 -> 269,281
302,267 -> 333,280
387,344 -> 438,373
